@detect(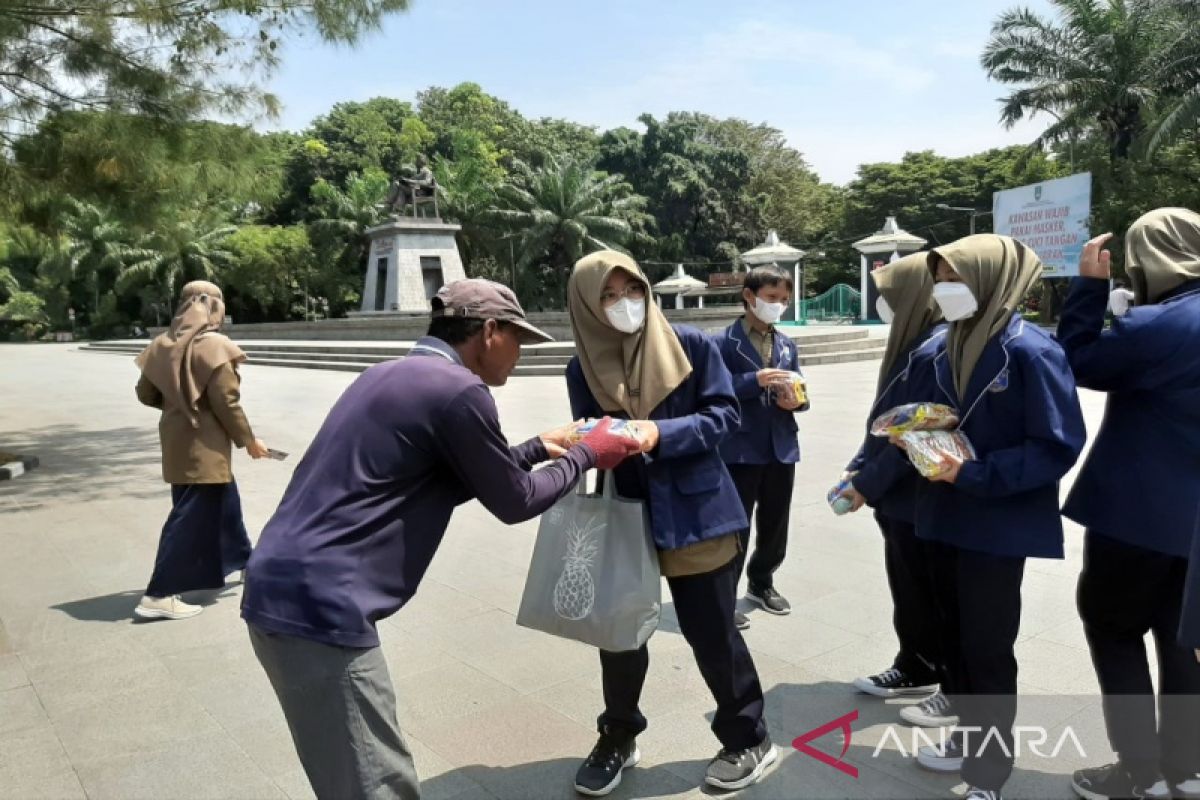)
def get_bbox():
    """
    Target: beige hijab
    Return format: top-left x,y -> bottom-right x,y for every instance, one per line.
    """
1125,207 -> 1200,305
135,281 -> 246,427
931,234 -> 1043,399
567,251 -> 692,418
873,252 -> 942,395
